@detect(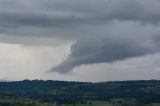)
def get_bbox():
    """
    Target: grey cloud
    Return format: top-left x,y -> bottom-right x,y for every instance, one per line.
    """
1,0 -> 160,34
50,21 -> 160,73
1,0 -> 160,73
